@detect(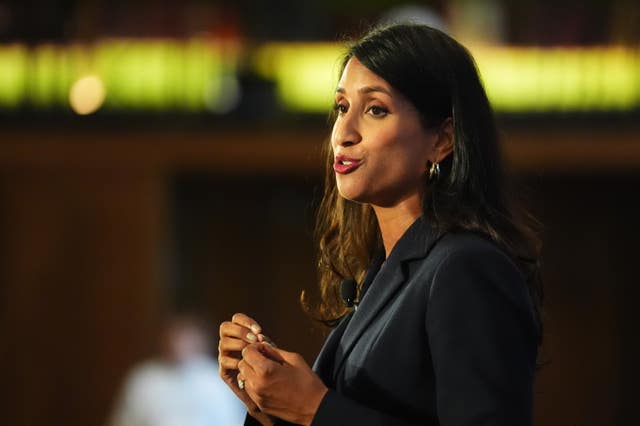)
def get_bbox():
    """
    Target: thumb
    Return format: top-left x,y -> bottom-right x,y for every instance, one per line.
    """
257,342 -> 286,364
272,347 -> 304,366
